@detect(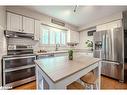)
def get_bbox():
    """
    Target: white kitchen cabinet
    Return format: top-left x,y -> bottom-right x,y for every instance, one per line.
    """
96,20 -> 122,31
69,30 -> 79,43
7,12 -> 22,32
23,16 -> 35,34
7,12 -> 35,34
34,20 -> 41,40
